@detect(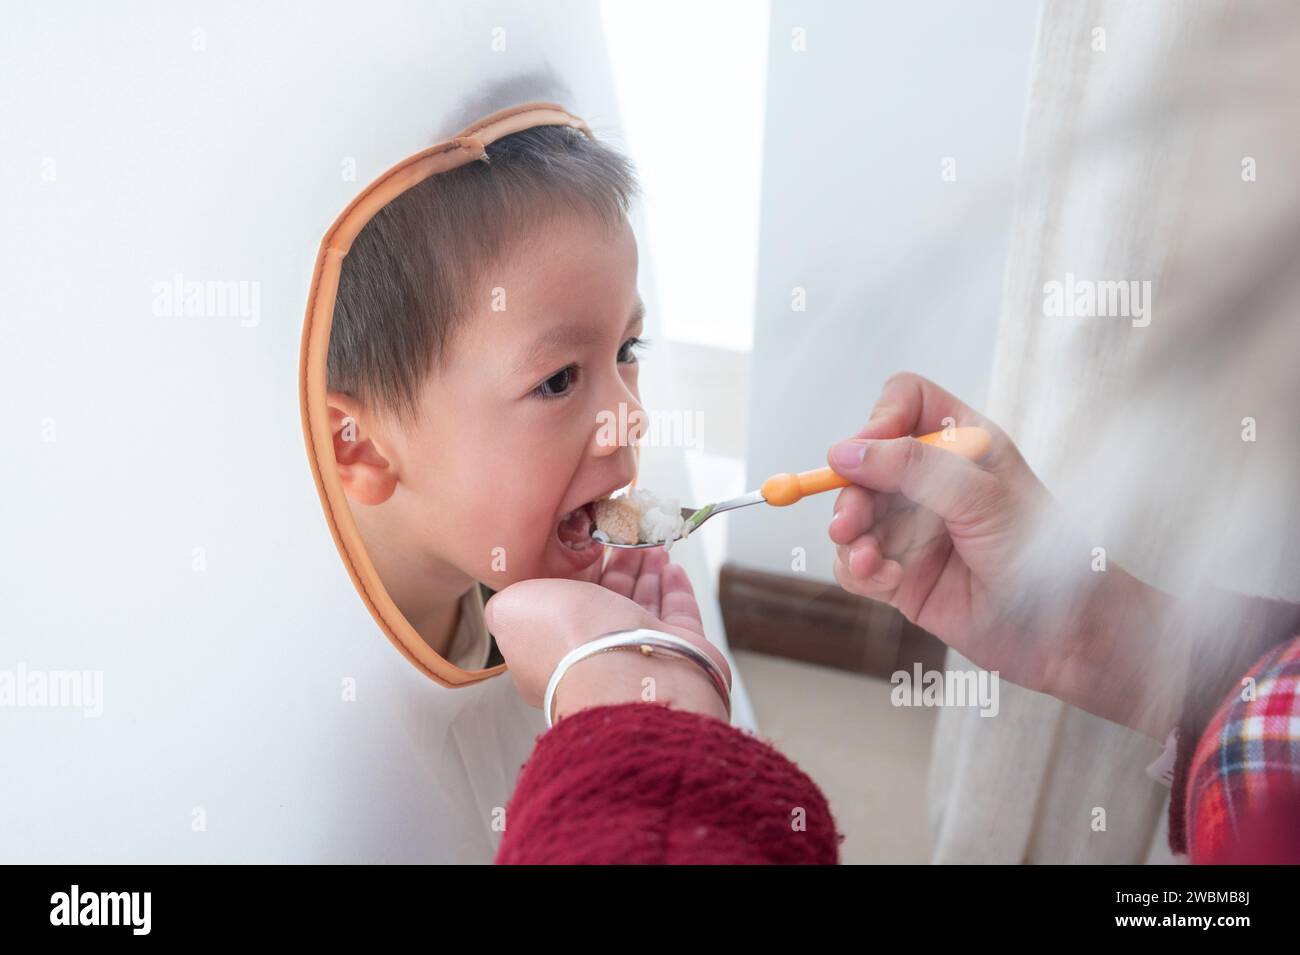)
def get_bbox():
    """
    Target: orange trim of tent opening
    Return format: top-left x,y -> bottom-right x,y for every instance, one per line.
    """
298,103 -> 593,688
